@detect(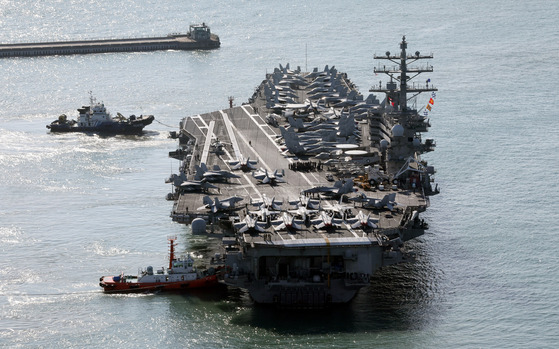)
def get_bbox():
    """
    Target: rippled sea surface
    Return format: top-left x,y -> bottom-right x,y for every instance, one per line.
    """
1,1 -> 558,348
